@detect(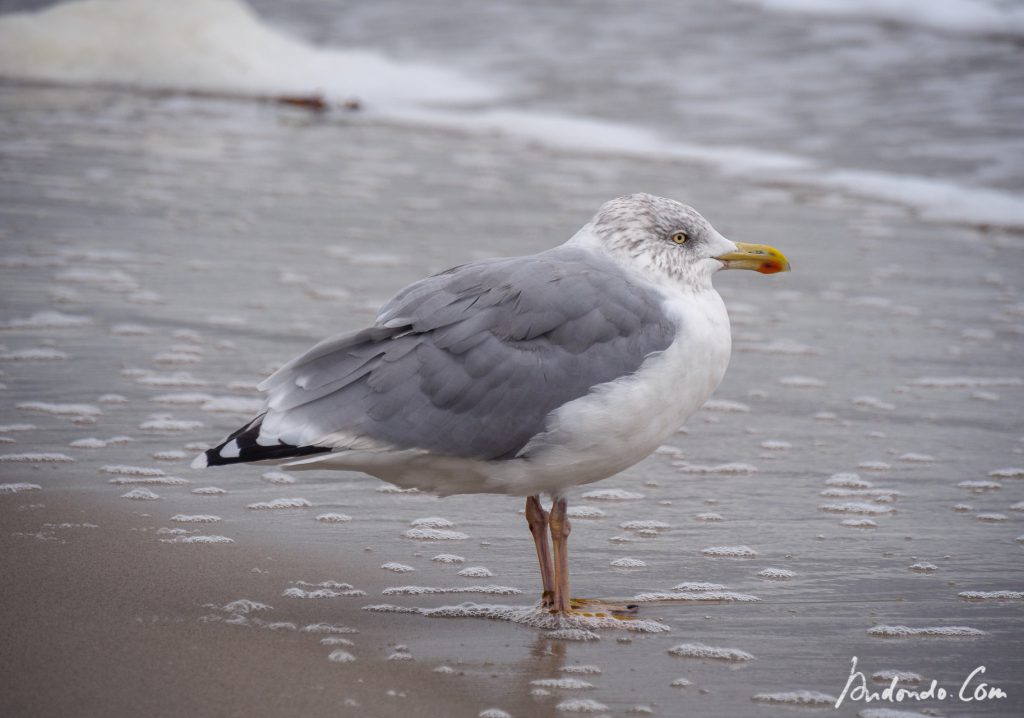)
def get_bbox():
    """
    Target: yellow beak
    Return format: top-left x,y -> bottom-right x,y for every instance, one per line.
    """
715,242 -> 790,274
